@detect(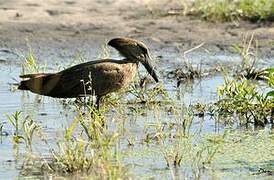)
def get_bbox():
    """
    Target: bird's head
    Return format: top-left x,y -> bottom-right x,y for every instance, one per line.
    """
108,37 -> 159,83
